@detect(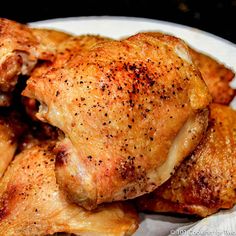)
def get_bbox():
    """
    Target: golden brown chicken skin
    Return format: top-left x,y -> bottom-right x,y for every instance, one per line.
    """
189,48 -> 235,105
0,141 -> 139,235
0,18 -> 71,106
23,33 -> 211,210
31,28 -> 71,59
40,35 -> 111,70
137,104 -> 236,217
58,35 -> 111,53
0,18 -> 37,106
141,32 -> 235,105
23,35 -> 110,120
0,117 -> 16,177
0,112 -> 26,178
